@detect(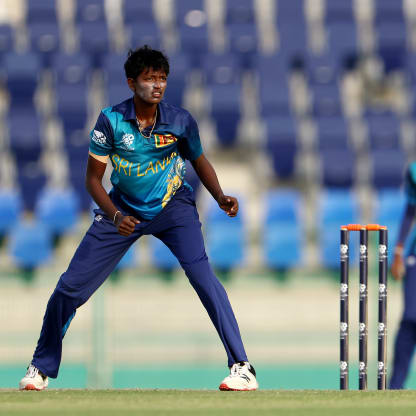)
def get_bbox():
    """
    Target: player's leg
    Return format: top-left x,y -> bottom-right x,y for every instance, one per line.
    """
20,211 -> 140,389
147,188 -> 257,390
389,257 -> 416,389
389,320 -> 416,389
